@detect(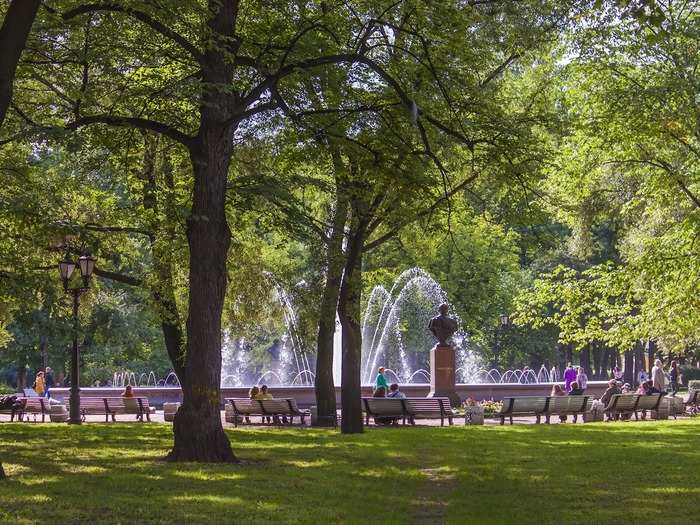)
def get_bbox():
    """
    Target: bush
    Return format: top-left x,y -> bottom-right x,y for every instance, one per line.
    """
680,366 -> 700,383
0,383 -> 16,395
